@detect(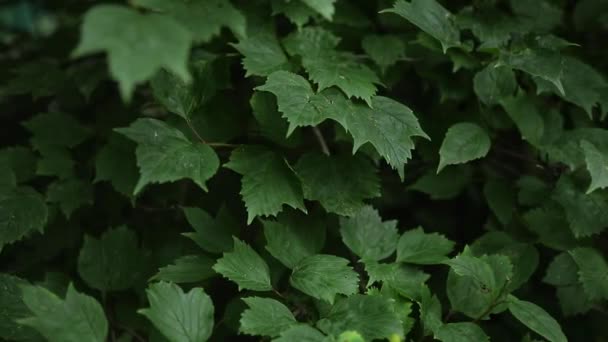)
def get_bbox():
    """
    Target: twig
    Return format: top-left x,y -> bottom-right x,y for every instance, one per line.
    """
185,118 -> 206,144
312,126 -> 330,155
